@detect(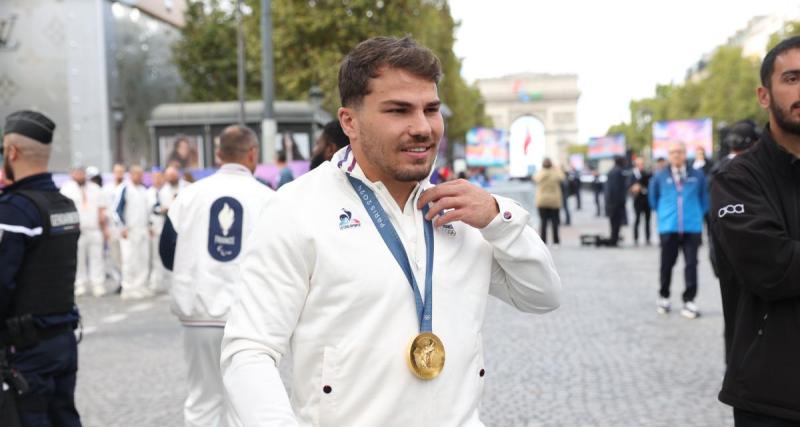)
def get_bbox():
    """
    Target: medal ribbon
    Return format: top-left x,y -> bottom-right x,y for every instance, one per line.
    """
347,175 -> 434,333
